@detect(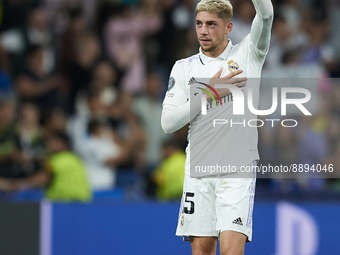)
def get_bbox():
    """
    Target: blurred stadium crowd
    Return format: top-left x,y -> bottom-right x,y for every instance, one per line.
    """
0,0 -> 339,202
